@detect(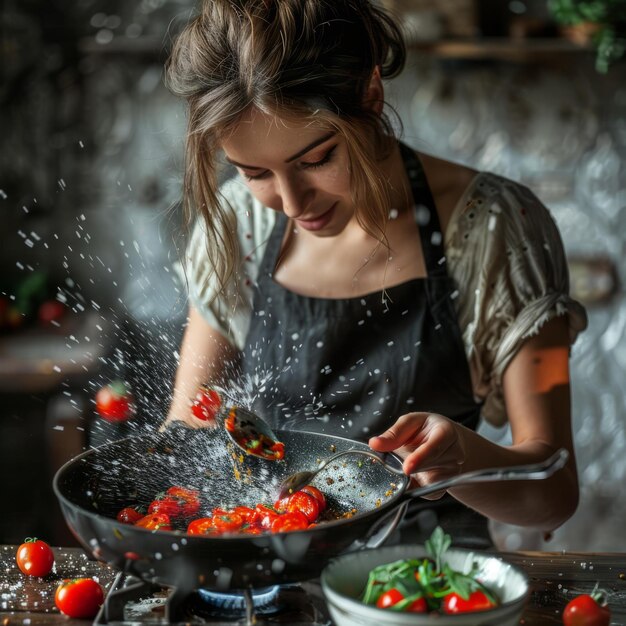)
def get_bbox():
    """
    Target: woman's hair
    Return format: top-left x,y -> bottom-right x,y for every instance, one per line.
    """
166,0 -> 406,294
